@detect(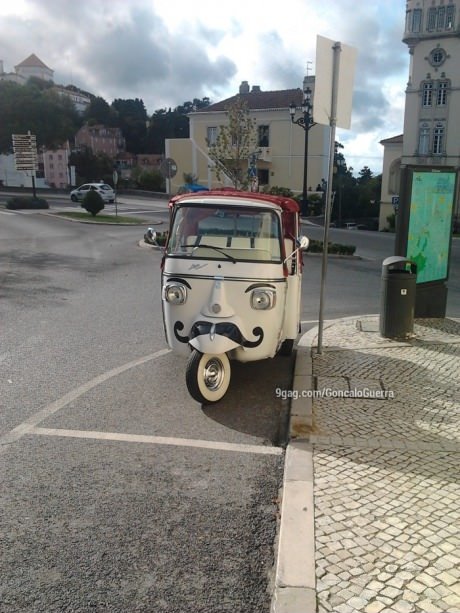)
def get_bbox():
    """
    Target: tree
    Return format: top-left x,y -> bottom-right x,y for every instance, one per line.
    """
69,146 -> 114,185
111,98 -> 148,154
81,188 -> 104,217
207,97 -> 257,189
0,80 -> 81,152
84,96 -> 117,126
